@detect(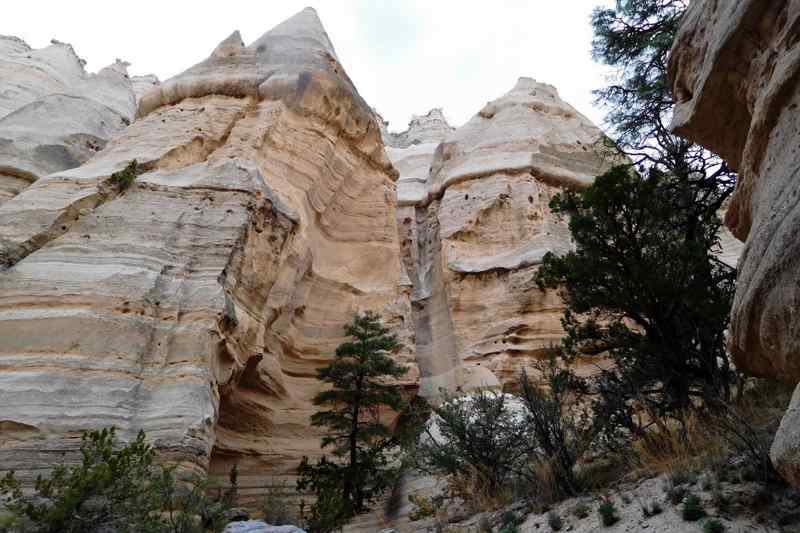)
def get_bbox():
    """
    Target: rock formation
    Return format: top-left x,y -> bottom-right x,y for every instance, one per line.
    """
0,7 -> 415,499
384,78 -> 621,398
0,37 -> 140,204
0,6 -> 622,513
669,0 -> 800,487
